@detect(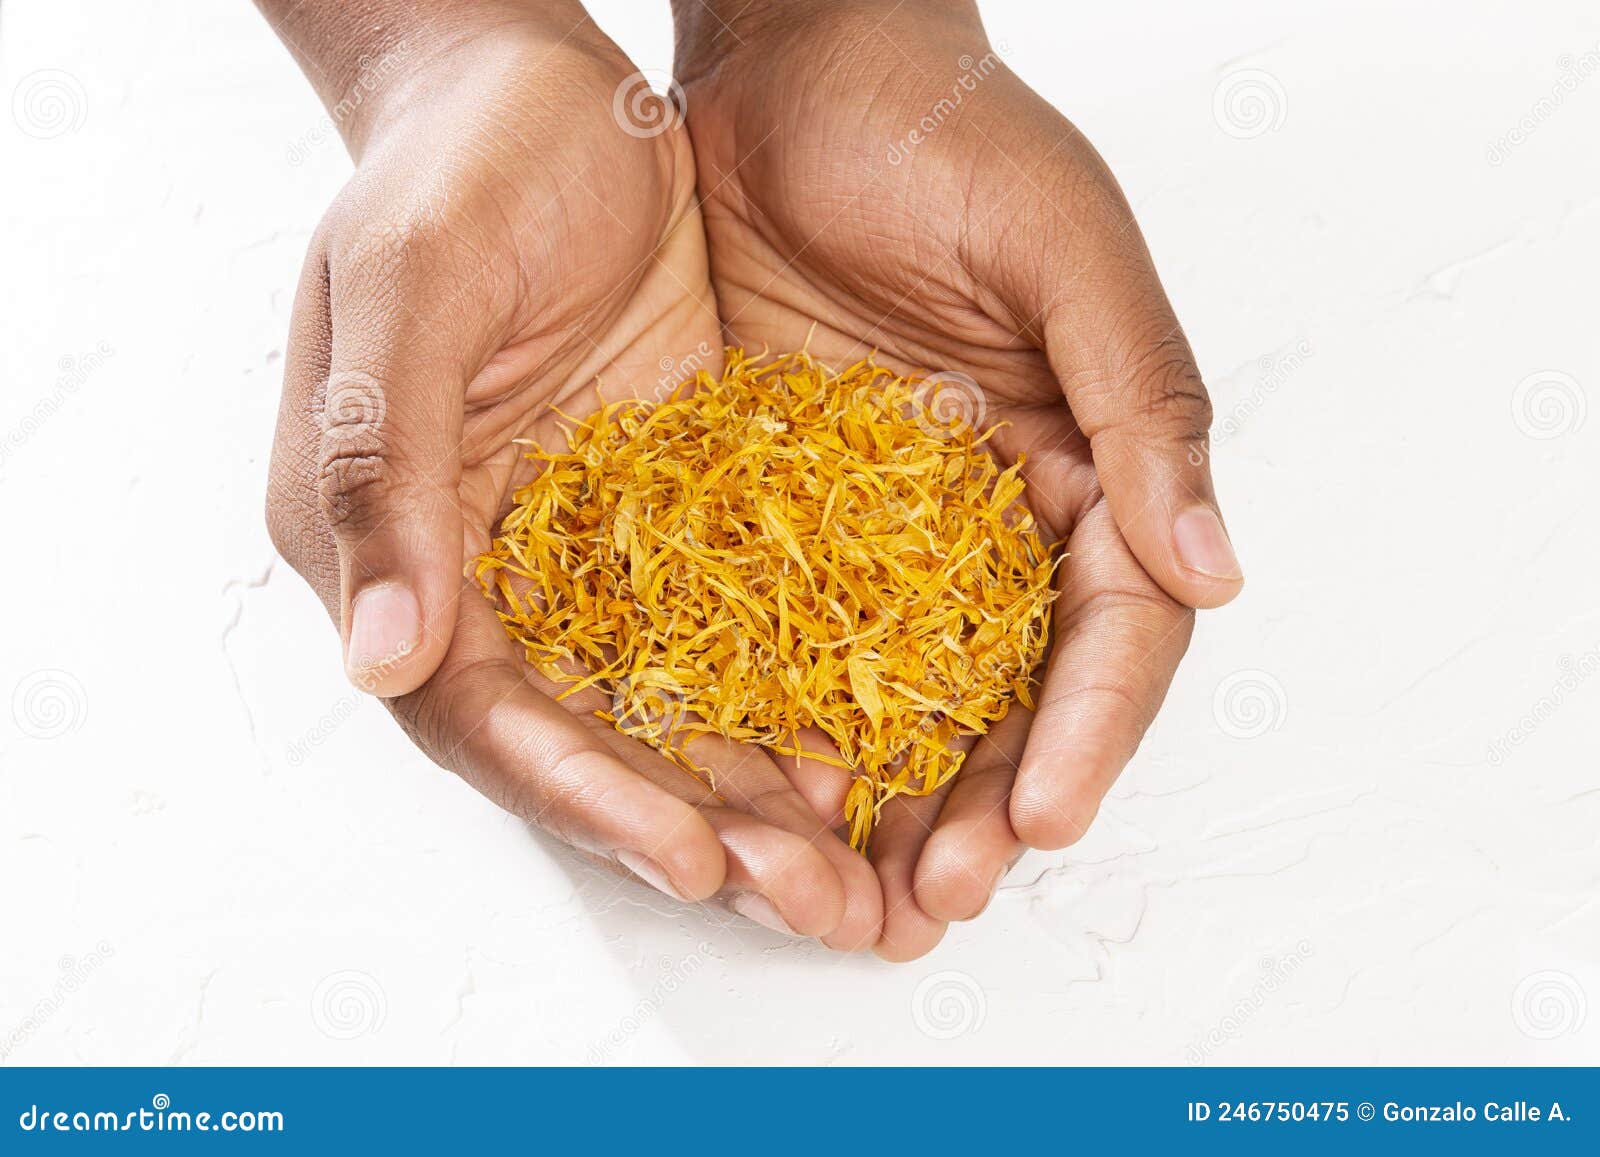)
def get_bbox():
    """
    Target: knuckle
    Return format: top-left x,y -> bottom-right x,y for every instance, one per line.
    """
314,373 -> 392,531
329,196 -> 448,280
316,440 -> 390,531
1063,585 -> 1194,642
1052,677 -> 1154,724
1117,328 -> 1214,439
1073,583 -> 1180,621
